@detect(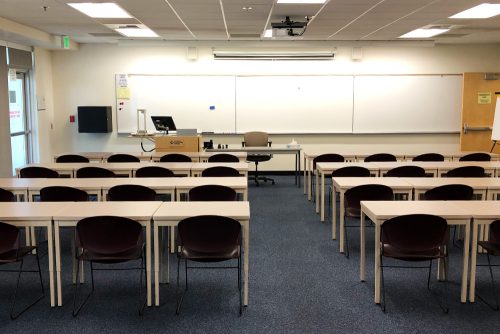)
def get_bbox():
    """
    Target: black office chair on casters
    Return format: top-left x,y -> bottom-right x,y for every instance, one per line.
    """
243,131 -> 274,186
